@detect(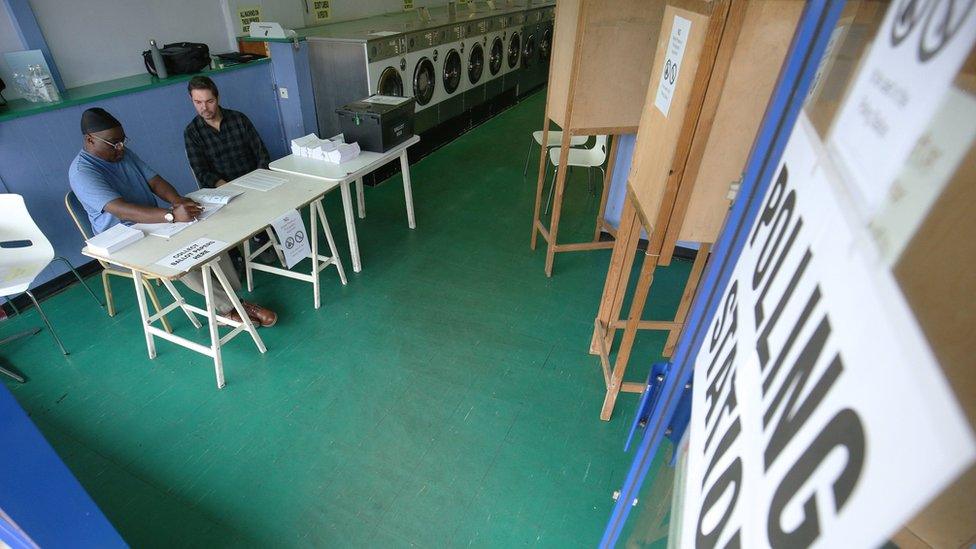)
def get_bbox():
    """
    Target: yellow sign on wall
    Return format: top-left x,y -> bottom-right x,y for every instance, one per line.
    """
312,0 -> 331,22
403,0 -> 414,11
238,5 -> 263,35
